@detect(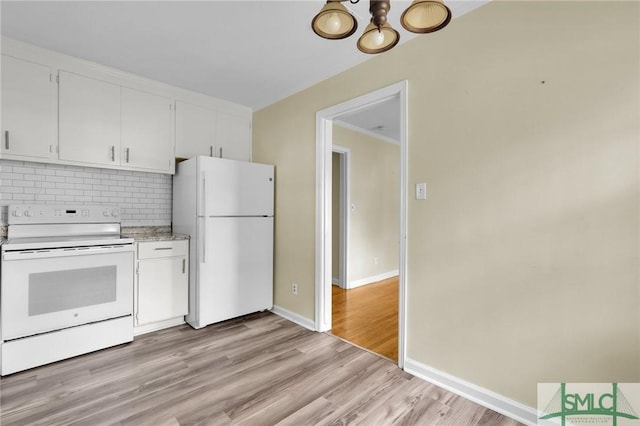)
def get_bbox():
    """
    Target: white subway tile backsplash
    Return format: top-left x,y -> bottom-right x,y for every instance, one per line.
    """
0,160 -> 172,226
